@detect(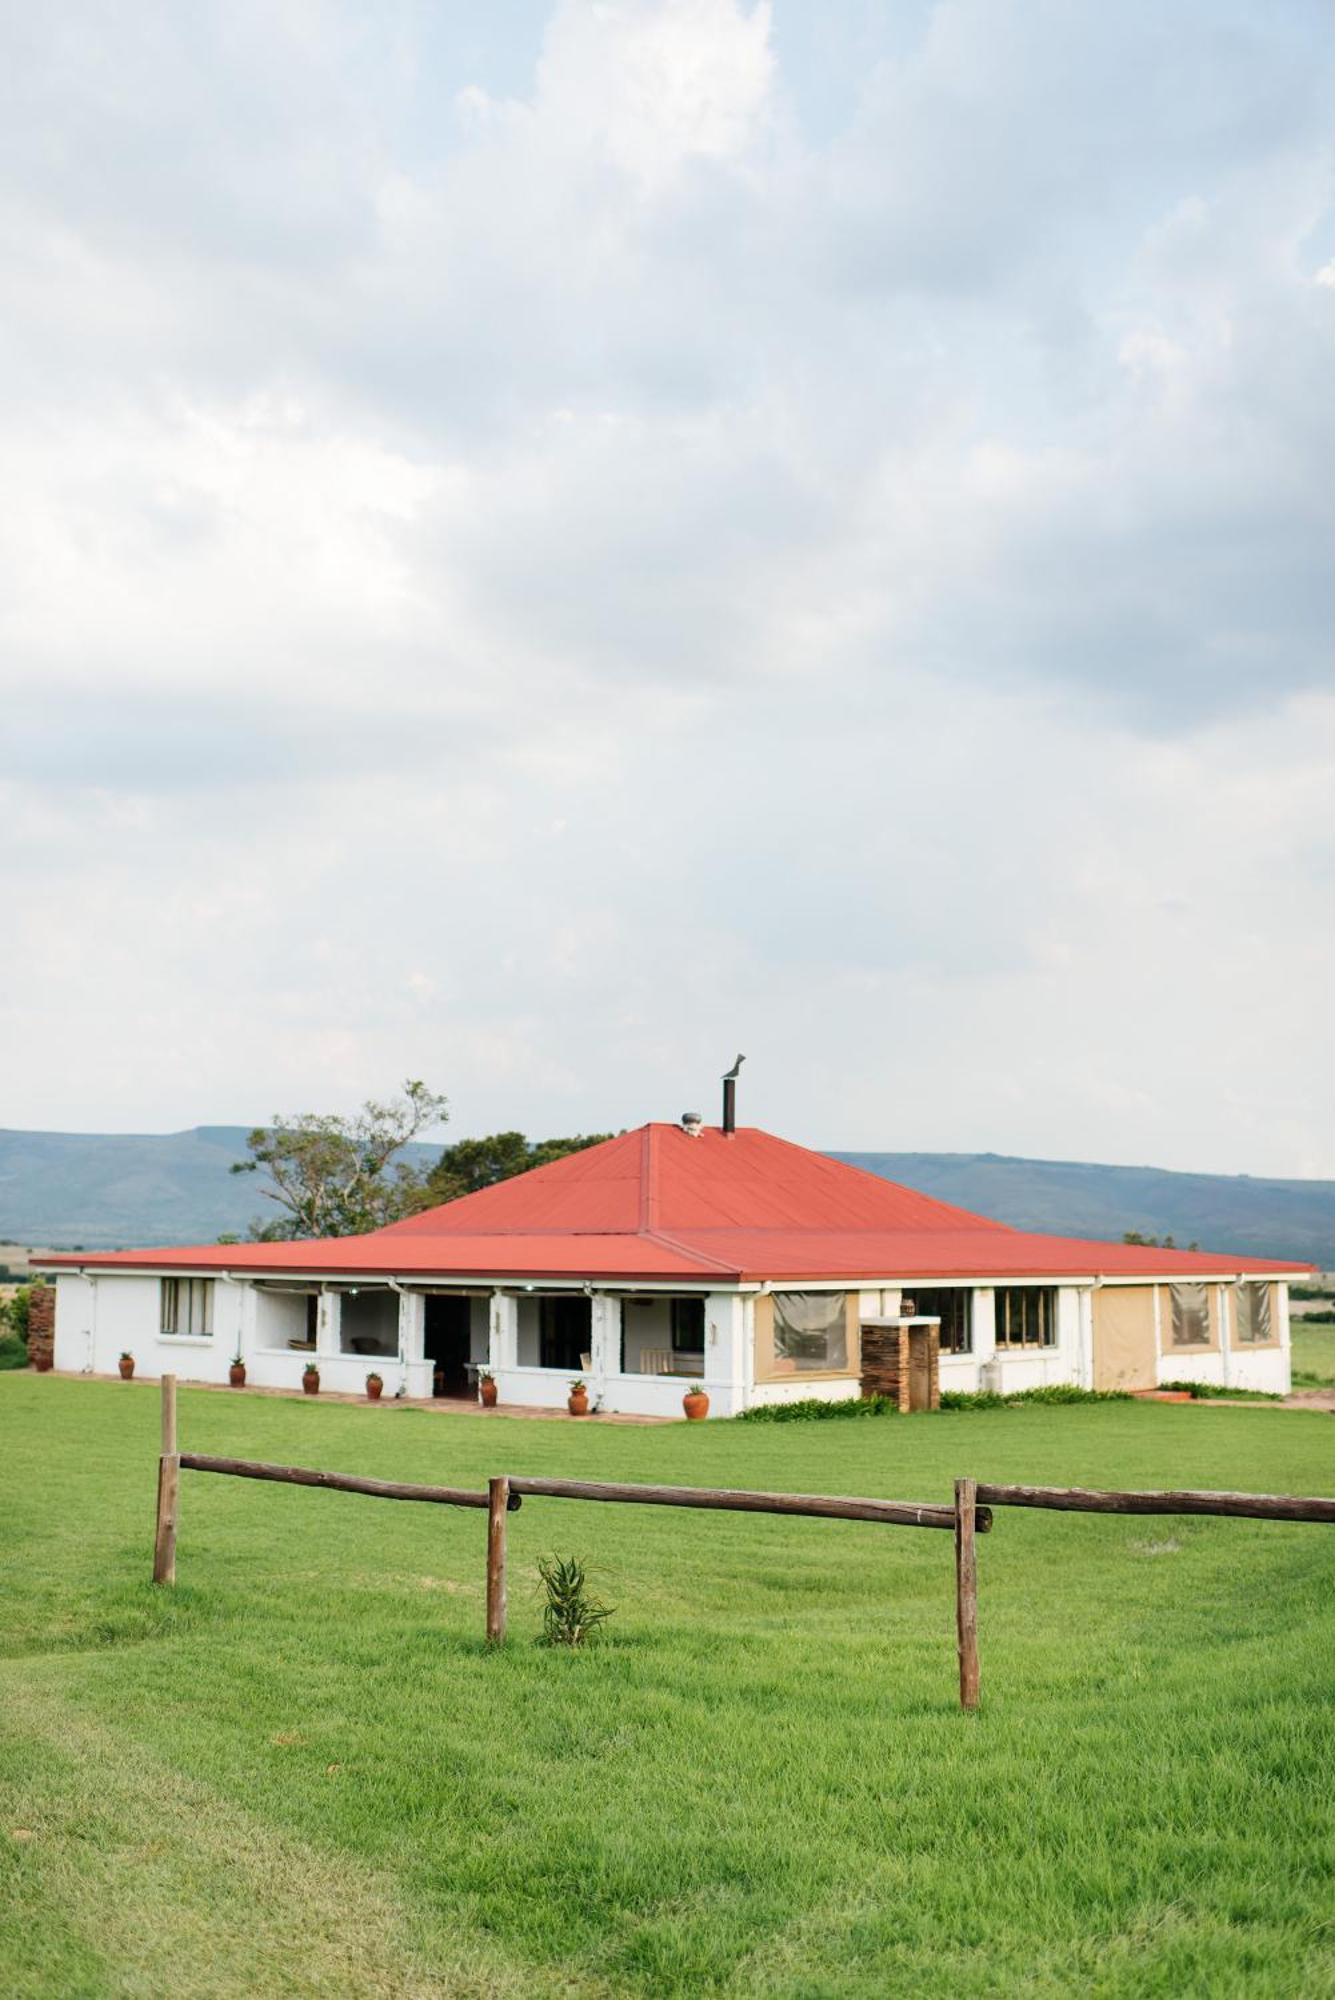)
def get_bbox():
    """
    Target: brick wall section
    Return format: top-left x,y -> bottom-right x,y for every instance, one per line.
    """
859,1323 -> 940,1411
26,1284 -> 54,1370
